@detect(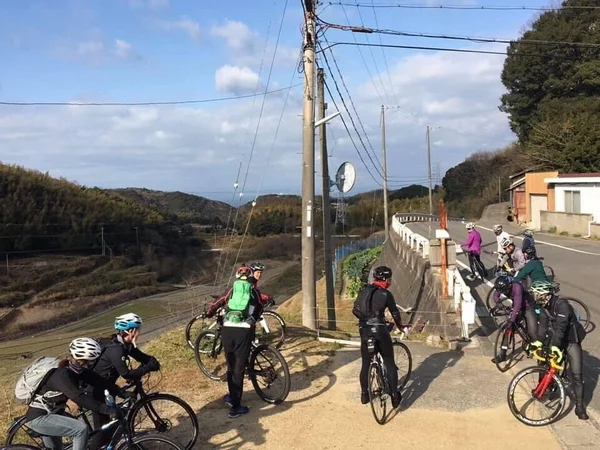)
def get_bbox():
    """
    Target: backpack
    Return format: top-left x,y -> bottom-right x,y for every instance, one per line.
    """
352,285 -> 378,321
15,356 -> 63,411
226,278 -> 253,323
